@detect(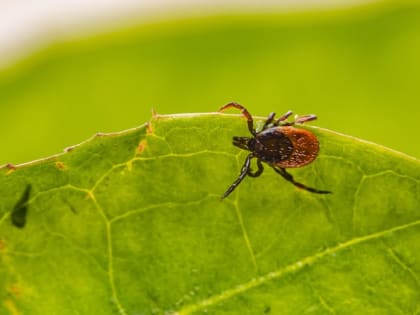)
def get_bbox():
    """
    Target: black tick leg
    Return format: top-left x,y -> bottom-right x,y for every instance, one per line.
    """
222,154 -> 254,199
273,110 -> 293,126
262,112 -> 276,131
272,167 -> 331,194
247,159 -> 264,177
